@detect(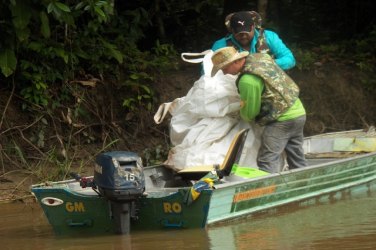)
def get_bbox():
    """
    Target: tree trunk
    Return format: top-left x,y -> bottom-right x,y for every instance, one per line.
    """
257,0 -> 268,20
155,0 -> 166,40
